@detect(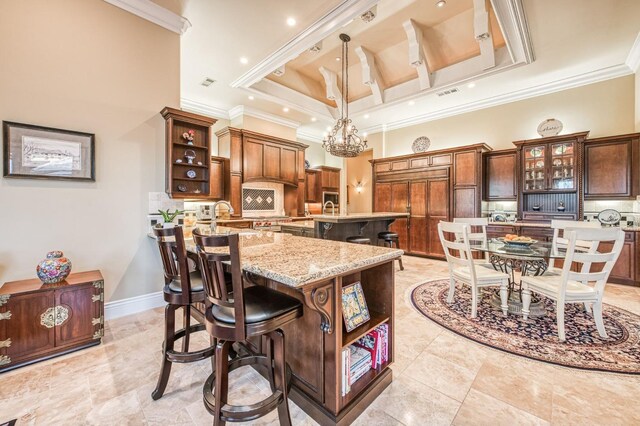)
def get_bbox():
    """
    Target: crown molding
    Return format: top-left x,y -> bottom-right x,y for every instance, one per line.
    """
296,129 -> 324,144
180,98 -> 229,120
363,64 -> 632,134
229,106 -> 301,129
626,32 -> 640,73
230,0 -> 380,88
491,0 -> 534,64
103,0 -> 191,34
